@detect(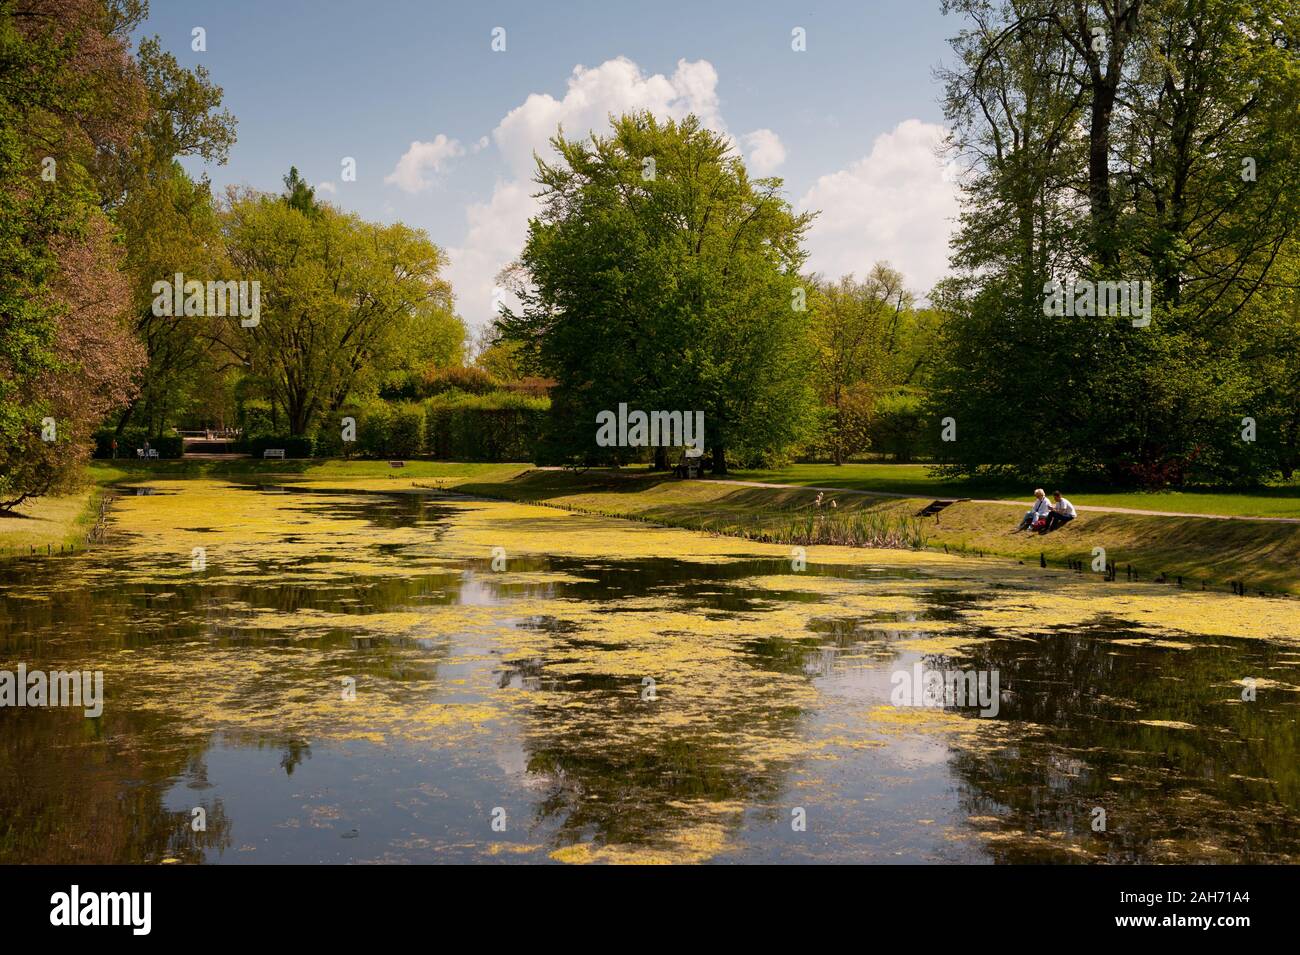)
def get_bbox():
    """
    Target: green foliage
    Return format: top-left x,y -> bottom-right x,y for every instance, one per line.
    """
425,393 -> 548,462
0,0 -> 150,507
355,402 -> 394,458
503,112 -> 816,473
807,266 -> 916,464
418,365 -> 501,398
388,403 -> 426,458
868,389 -> 931,464
281,166 -> 317,215
223,190 -> 464,435
237,399 -> 276,439
934,0 -> 1300,486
